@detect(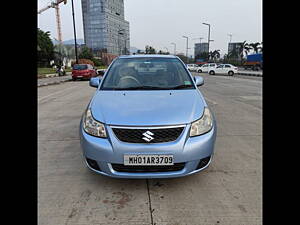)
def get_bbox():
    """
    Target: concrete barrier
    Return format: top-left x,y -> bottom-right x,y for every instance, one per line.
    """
237,71 -> 263,77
